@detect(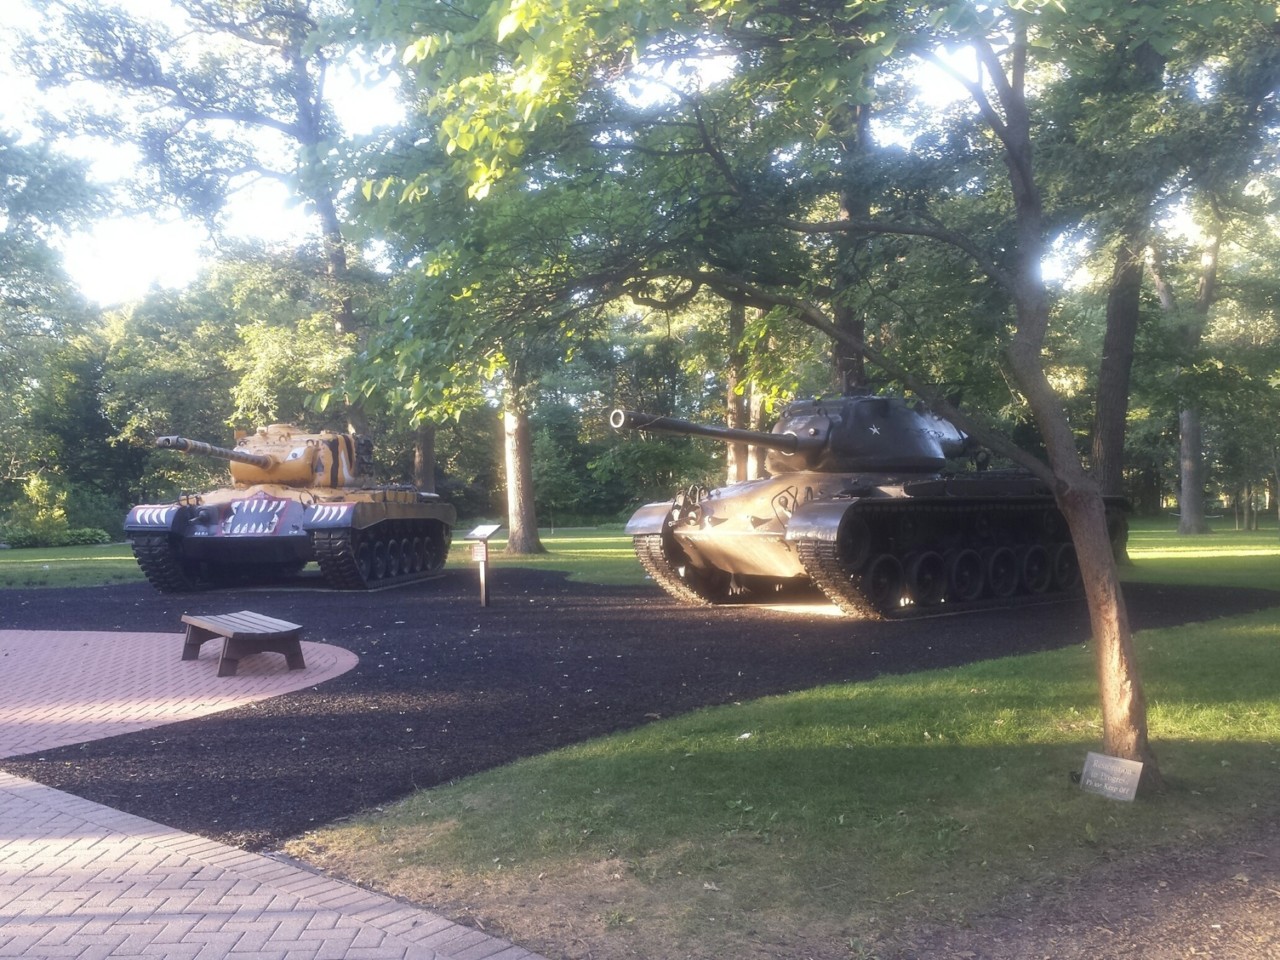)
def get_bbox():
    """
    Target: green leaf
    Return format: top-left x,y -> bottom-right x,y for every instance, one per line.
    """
497,12 -> 520,42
